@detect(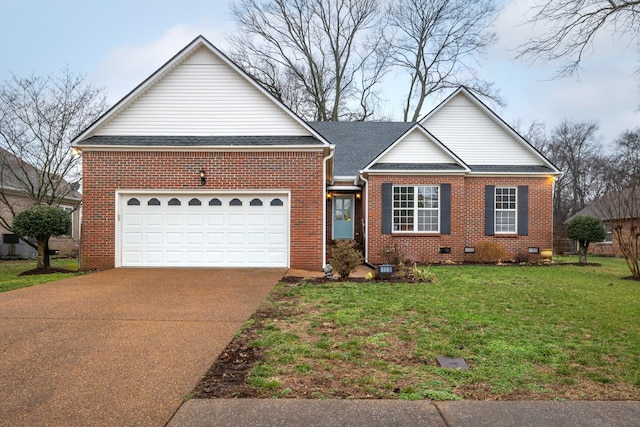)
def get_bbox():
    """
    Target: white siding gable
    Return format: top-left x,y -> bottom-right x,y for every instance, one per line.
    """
422,92 -> 543,166
378,128 -> 457,164
95,46 -> 309,137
